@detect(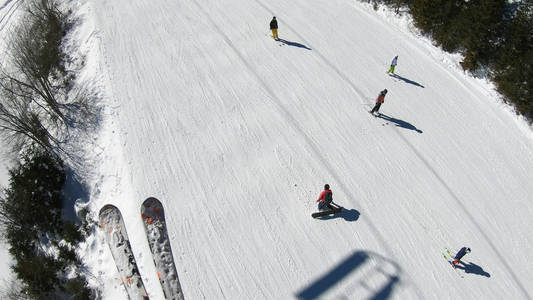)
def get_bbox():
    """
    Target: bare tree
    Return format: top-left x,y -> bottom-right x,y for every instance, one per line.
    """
0,0 -> 98,156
